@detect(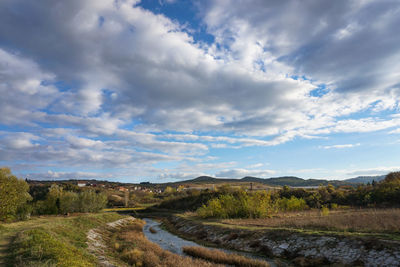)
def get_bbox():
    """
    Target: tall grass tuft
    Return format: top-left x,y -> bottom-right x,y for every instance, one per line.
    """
183,246 -> 270,267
